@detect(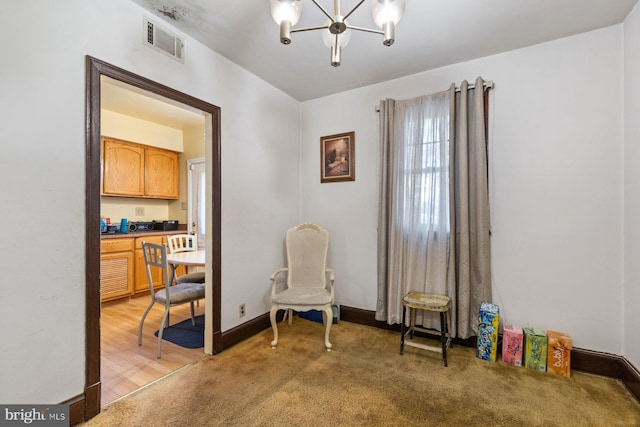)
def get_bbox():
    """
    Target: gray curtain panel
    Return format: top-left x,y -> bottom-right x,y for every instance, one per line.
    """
377,77 -> 492,338
376,99 -> 394,322
450,77 -> 492,339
